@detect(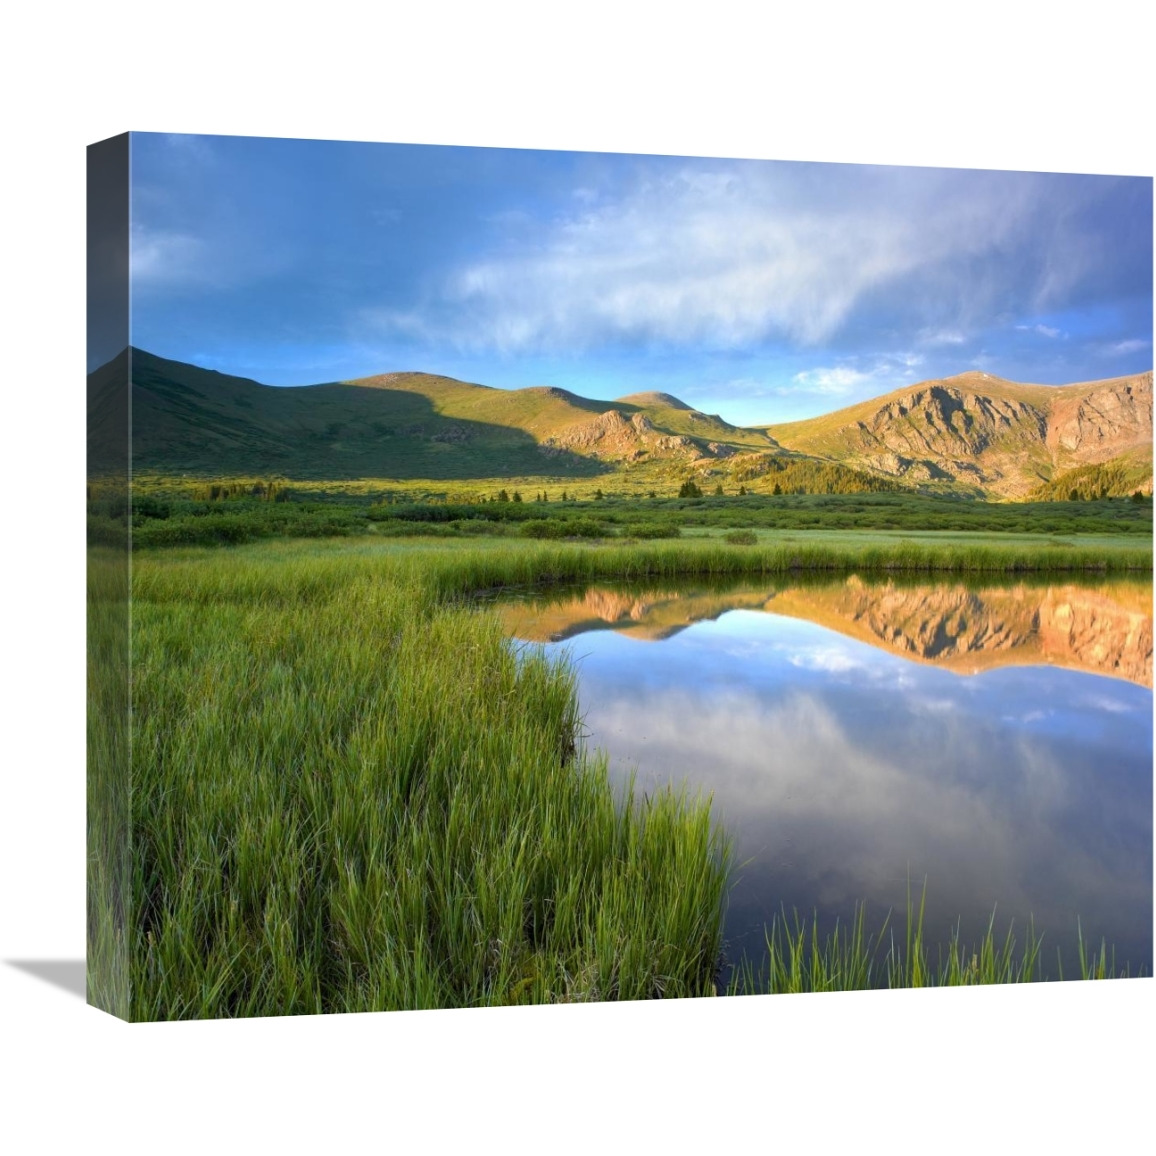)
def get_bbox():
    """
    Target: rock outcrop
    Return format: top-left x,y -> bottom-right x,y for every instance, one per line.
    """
542,409 -> 726,463
768,371 -> 1153,498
